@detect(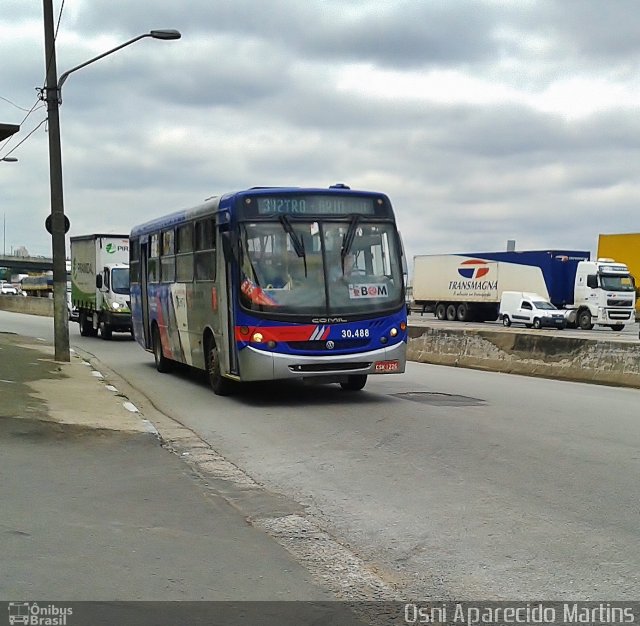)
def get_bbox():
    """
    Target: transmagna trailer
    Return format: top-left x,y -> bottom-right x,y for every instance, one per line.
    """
412,250 -> 636,330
